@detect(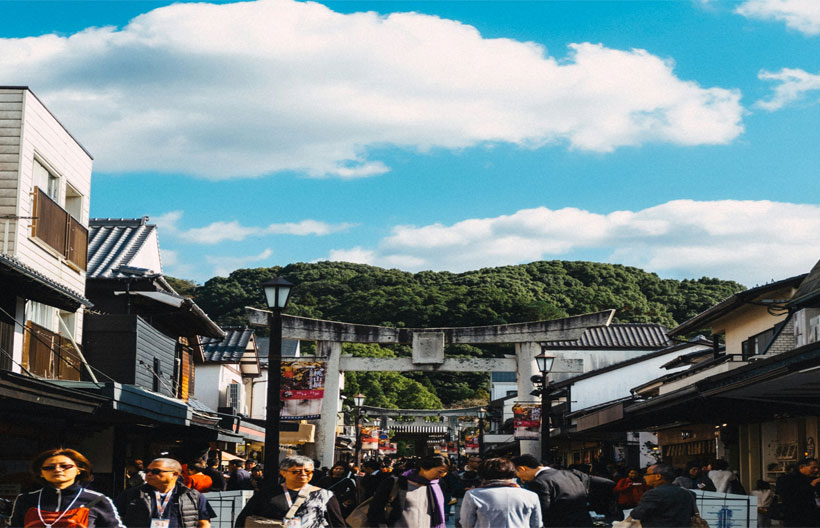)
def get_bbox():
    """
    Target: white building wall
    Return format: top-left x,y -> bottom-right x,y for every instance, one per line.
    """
569,347 -> 707,412
196,364 -> 246,414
